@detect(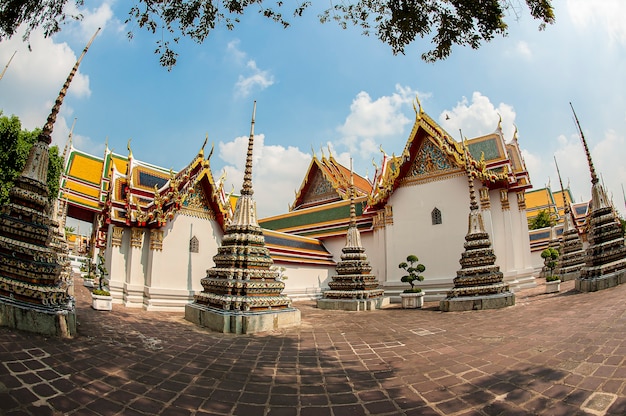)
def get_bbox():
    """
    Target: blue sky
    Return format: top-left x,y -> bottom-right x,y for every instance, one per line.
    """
1,0 -> 625,221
